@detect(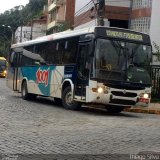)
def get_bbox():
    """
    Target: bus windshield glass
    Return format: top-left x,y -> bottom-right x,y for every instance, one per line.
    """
0,60 -> 6,66
0,60 -> 6,71
95,38 -> 152,85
